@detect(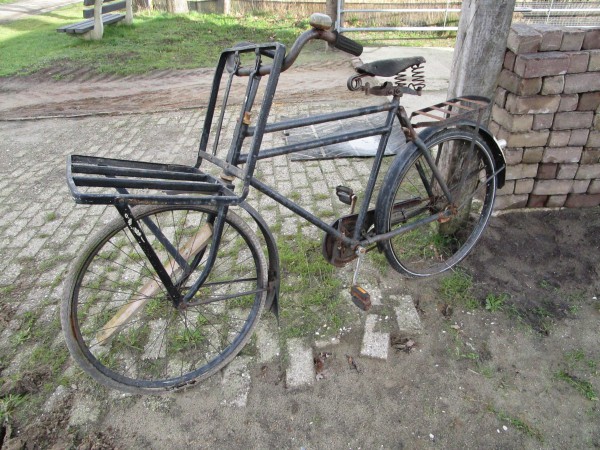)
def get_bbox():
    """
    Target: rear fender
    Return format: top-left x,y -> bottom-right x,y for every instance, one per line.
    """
415,121 -> 506,188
